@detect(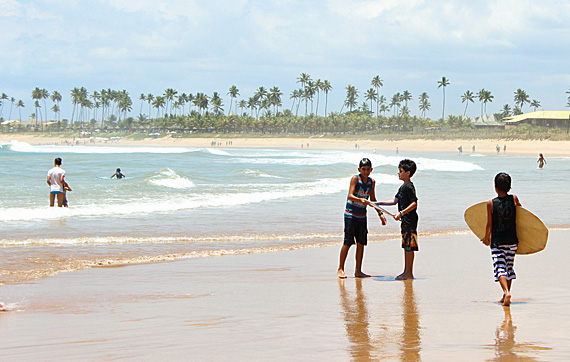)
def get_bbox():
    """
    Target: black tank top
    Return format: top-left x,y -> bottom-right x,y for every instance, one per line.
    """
491,195 -> 518,247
